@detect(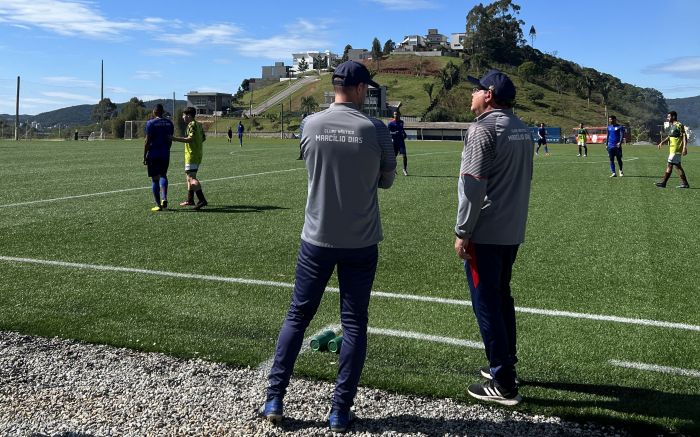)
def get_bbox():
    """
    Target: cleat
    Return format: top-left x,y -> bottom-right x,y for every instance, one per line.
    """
161,200 -> 168,209
655,182 -> 666,188
150,206 -> 162,212
328,409 -> 356,433
577,154 -> 581,157
584,154 -> 588,157
467,379 -> 522,406
402,168 -> 408,176
677,184 -> 690,189
610,173 -> 617,178
258,398 -> 283,425
180,201 -> 195,207
479,366 -> 520,385
619,171 -> 623,177
194,200 -> 208,210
